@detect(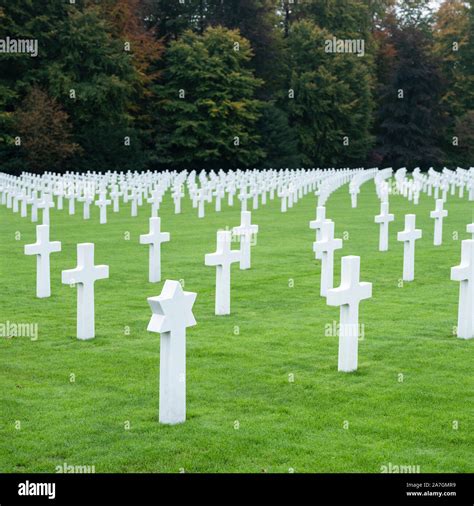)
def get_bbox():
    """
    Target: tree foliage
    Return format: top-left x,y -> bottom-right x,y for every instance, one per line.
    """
286,20 -> 374,166
376,25 -> 445,168
0,0 -> 472,172
14,88 -> 81,171
156,26 -> 265,169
